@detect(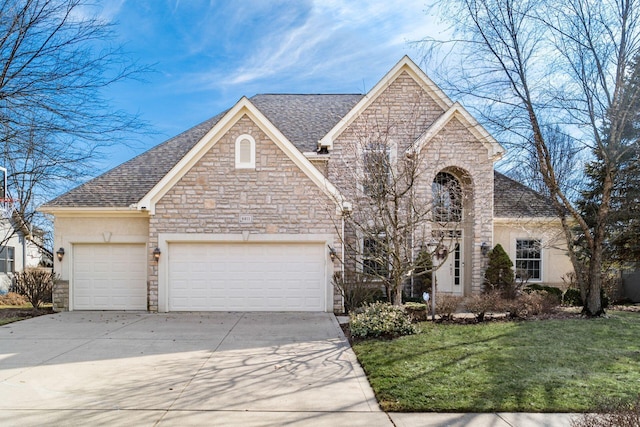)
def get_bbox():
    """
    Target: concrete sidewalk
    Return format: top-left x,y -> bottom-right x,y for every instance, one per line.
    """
0,312 -> 579,426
